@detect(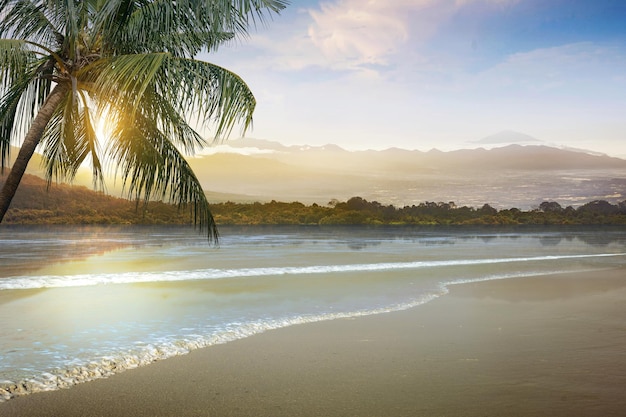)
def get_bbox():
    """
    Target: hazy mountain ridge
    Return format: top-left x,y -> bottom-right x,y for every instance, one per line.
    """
183,139 -> 626,209
223,138 -> 625,170
8,139 -> 626,209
